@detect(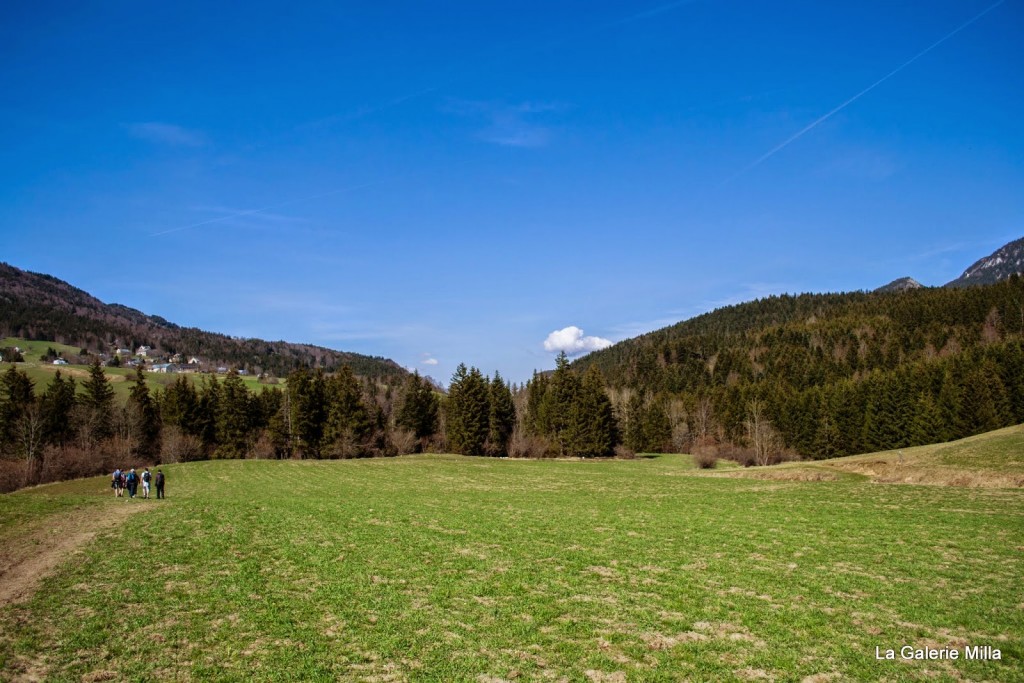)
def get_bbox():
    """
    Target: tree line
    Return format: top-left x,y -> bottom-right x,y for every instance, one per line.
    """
0,352 -> 625,492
